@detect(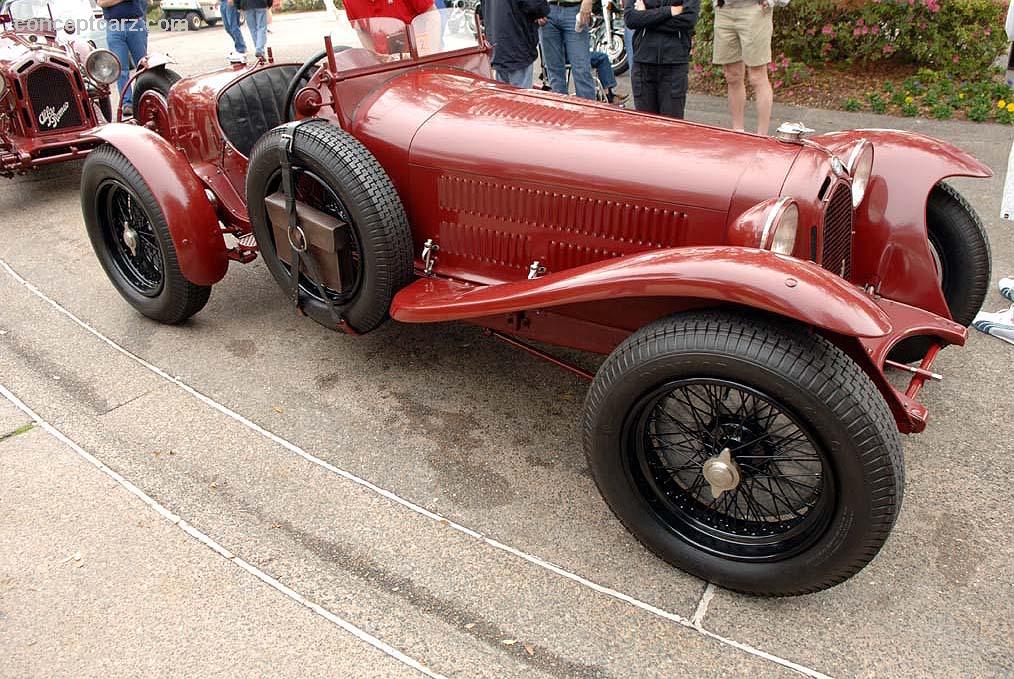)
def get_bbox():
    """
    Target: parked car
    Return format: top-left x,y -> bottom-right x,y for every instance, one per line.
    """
0,0 -> 121,176
160,0 -> 229,31
79,10 -> 992,596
